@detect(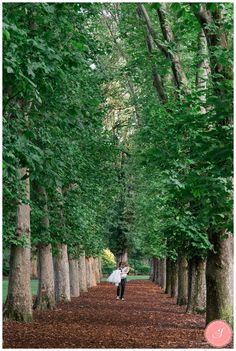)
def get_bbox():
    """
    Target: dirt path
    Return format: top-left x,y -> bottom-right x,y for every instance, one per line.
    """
3,280 -> 233,348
